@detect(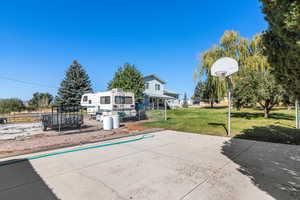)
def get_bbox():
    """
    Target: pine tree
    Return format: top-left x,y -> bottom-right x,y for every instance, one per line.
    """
108,63 -> 145,102
193,82 -> 202,99
182,93 -> 188,108
56,60 -> 93,106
